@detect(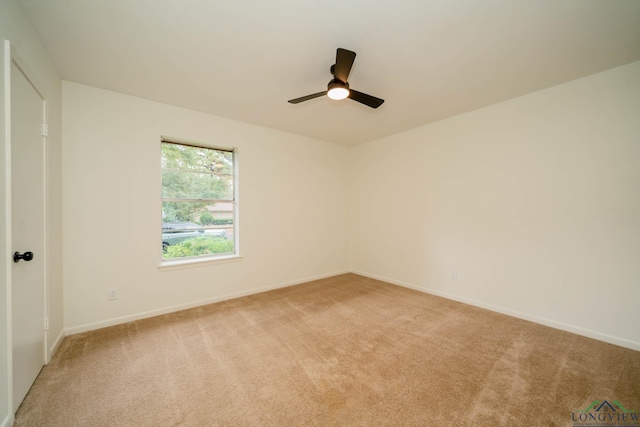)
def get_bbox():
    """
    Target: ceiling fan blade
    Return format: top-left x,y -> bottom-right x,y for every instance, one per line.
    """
348,90 -> 384,109
334,48 -> 356,83
288,91 -> 327,104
